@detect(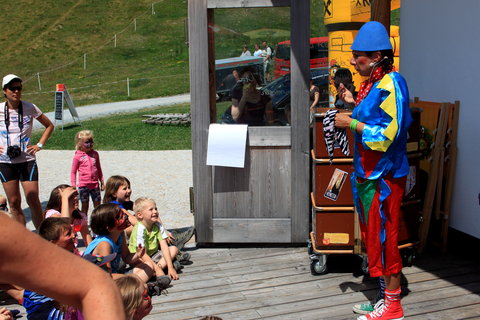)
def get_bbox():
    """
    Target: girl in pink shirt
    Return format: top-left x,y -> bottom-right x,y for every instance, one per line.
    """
71,130 -> 104,214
